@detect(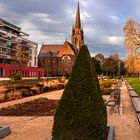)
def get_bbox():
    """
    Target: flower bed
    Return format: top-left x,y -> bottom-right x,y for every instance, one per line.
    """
0,97 -> 59,116
100,79 -> 118,95
0,79 -> 68,103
